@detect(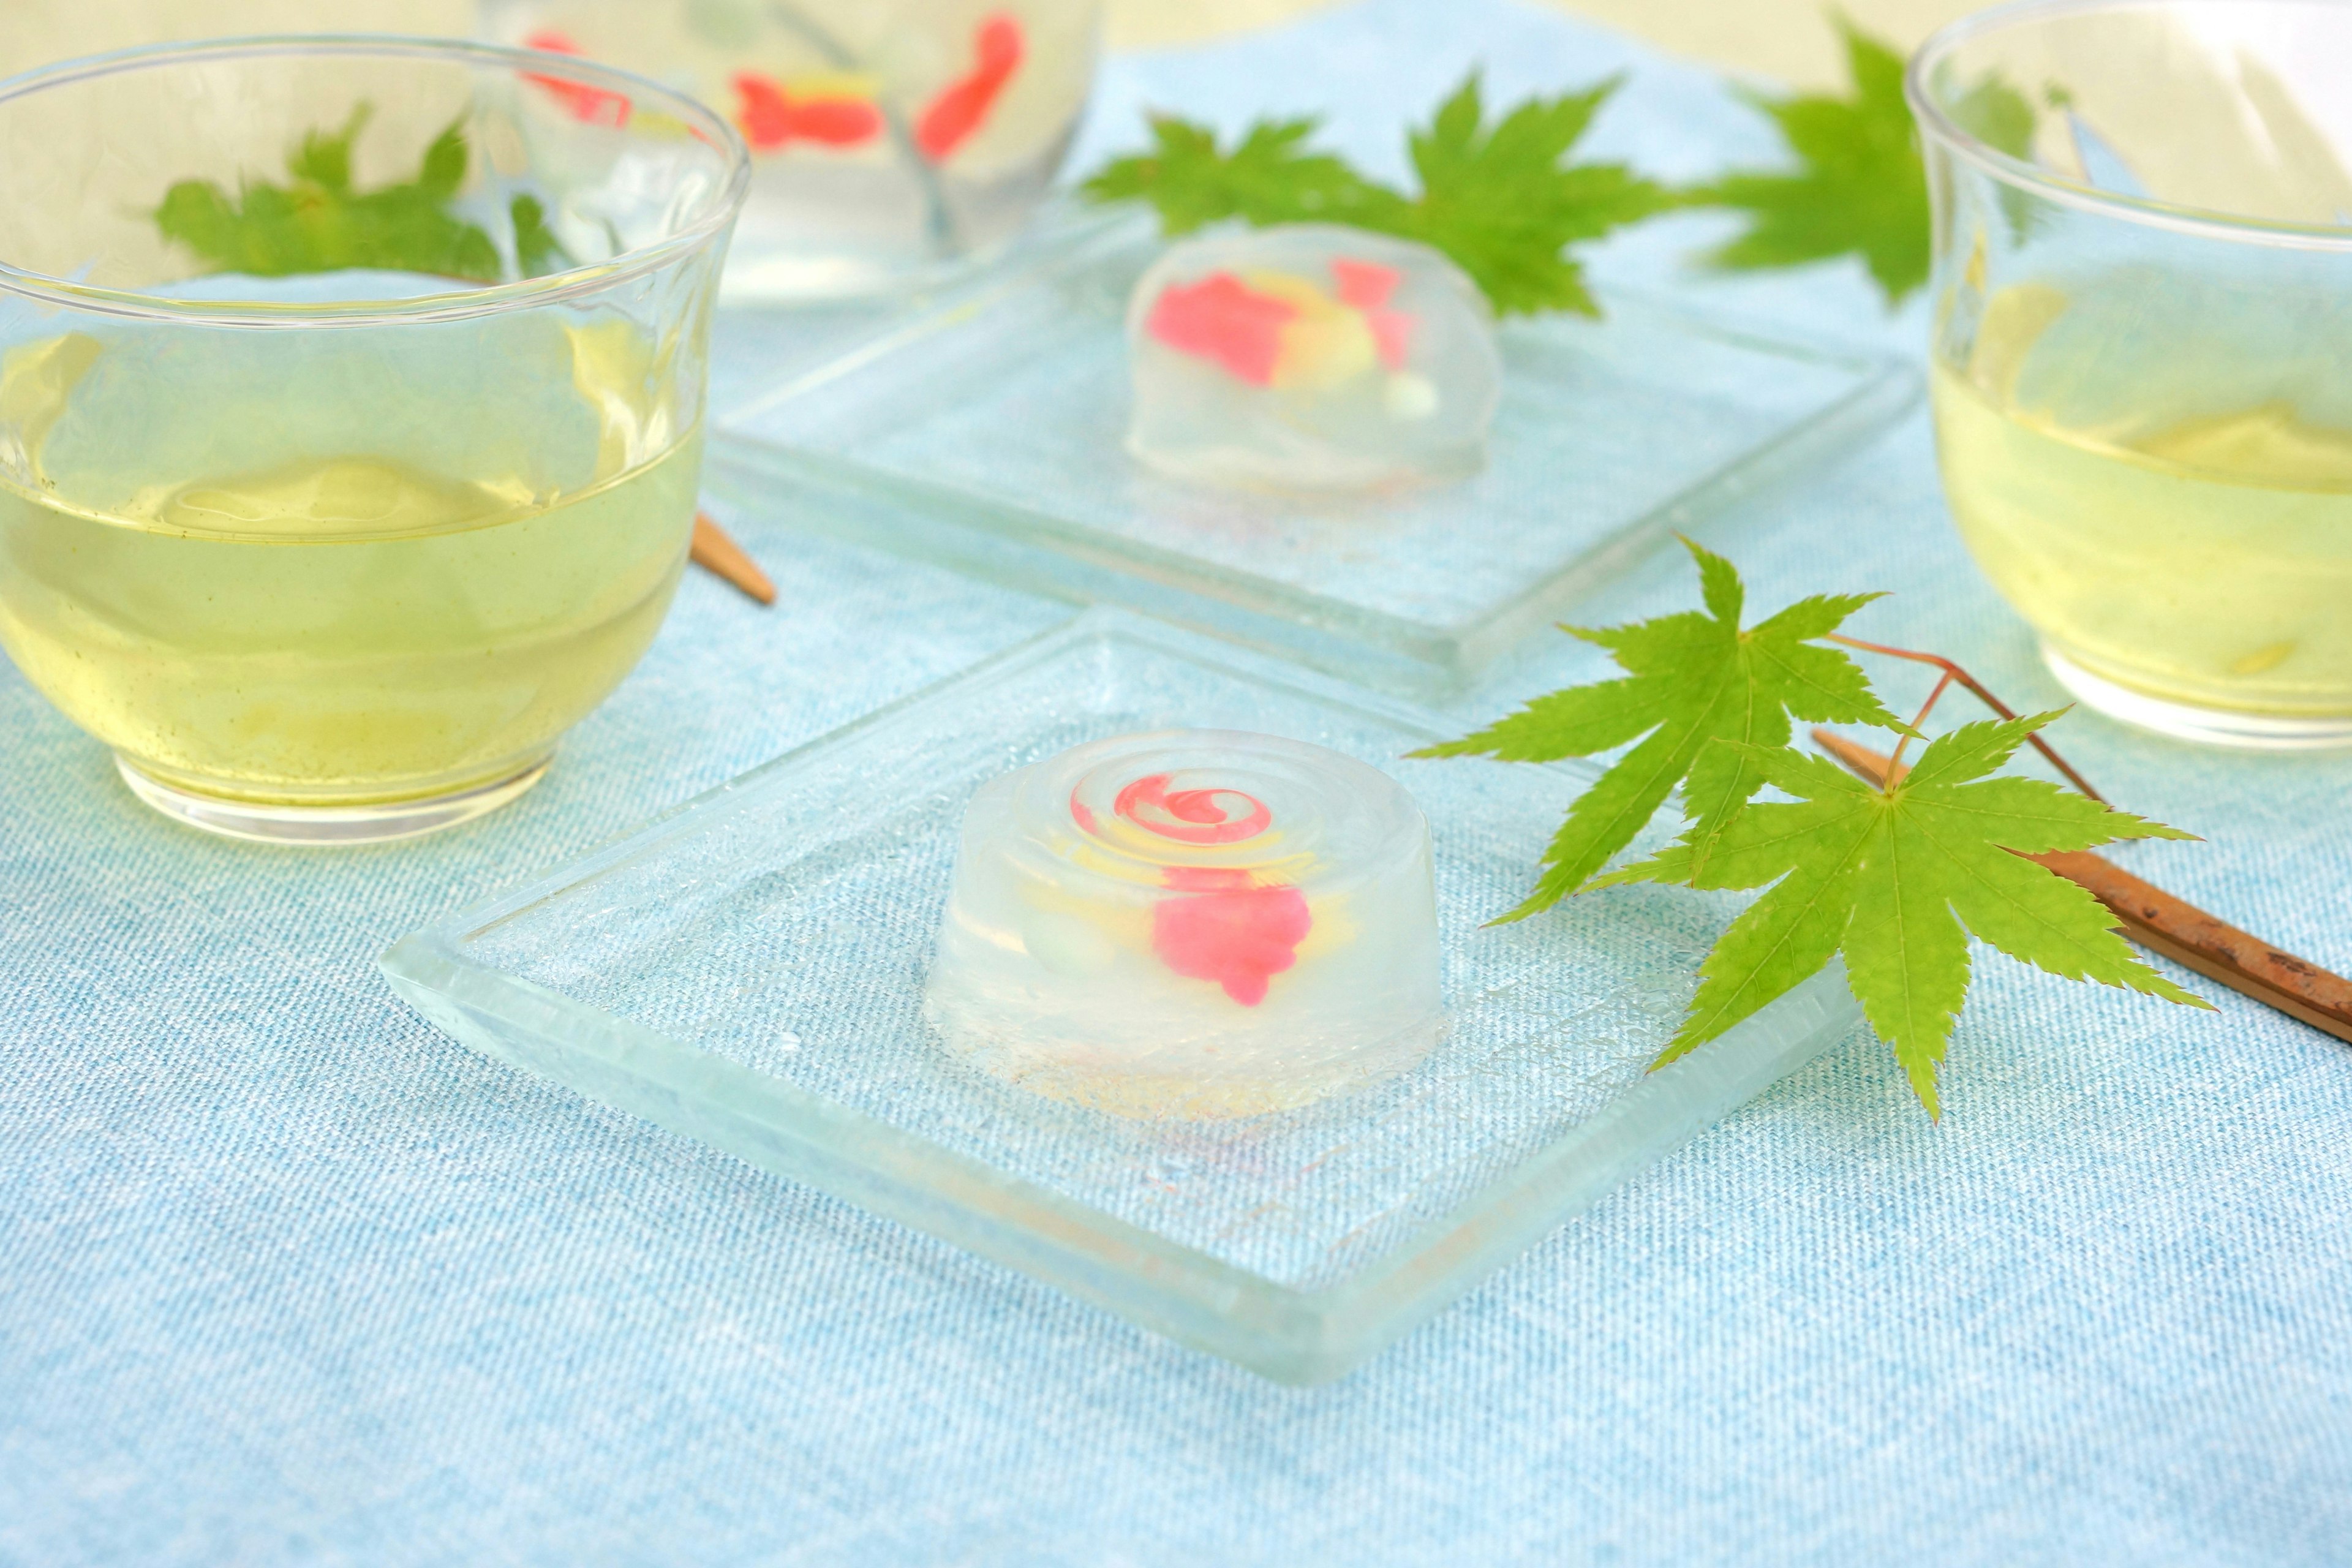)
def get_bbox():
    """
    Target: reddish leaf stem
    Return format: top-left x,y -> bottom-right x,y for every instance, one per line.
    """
1826,633 -> 2108,805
